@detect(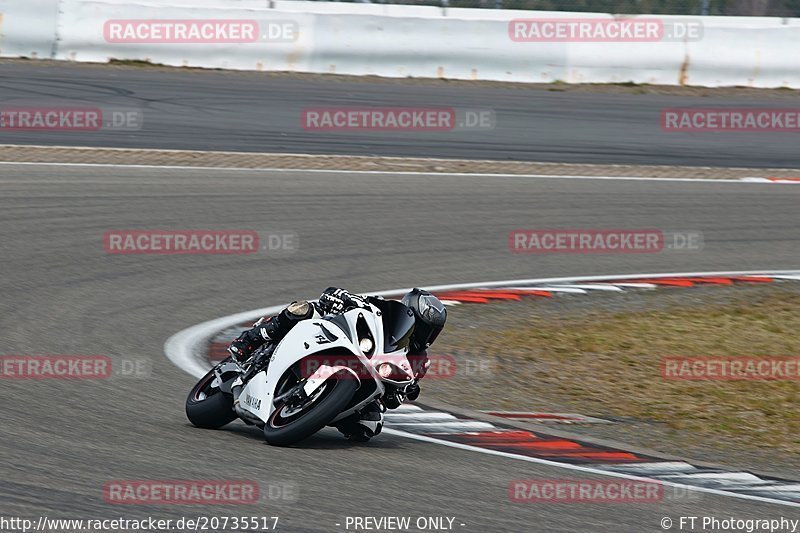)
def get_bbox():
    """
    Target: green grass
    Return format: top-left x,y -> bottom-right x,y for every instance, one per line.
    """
440,290 -> 800,453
